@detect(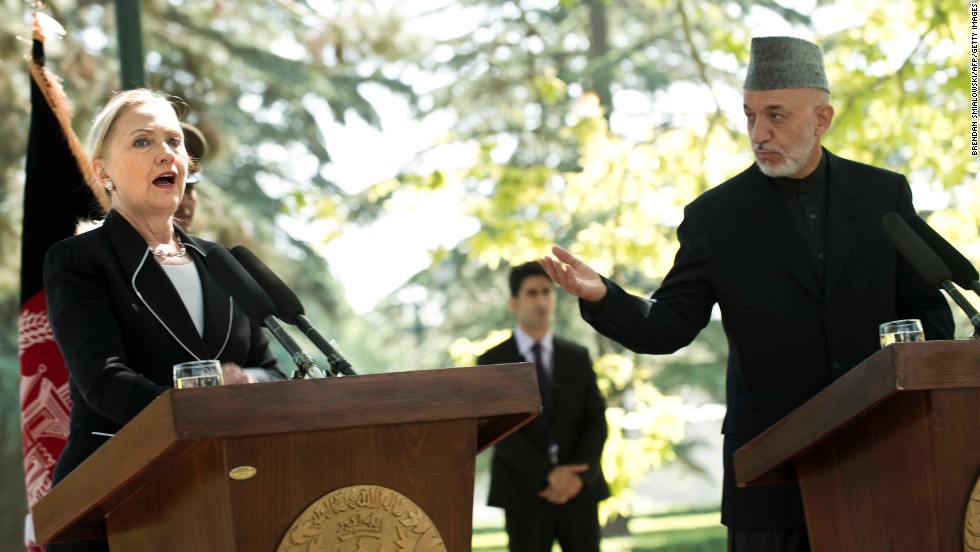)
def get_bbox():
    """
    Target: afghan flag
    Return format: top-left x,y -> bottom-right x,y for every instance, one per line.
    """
19,13 -> 105,549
